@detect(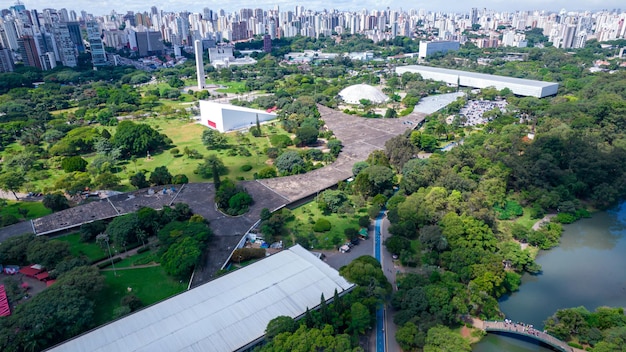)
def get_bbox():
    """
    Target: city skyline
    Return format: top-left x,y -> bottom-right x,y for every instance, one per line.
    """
12,0 -> 625,16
